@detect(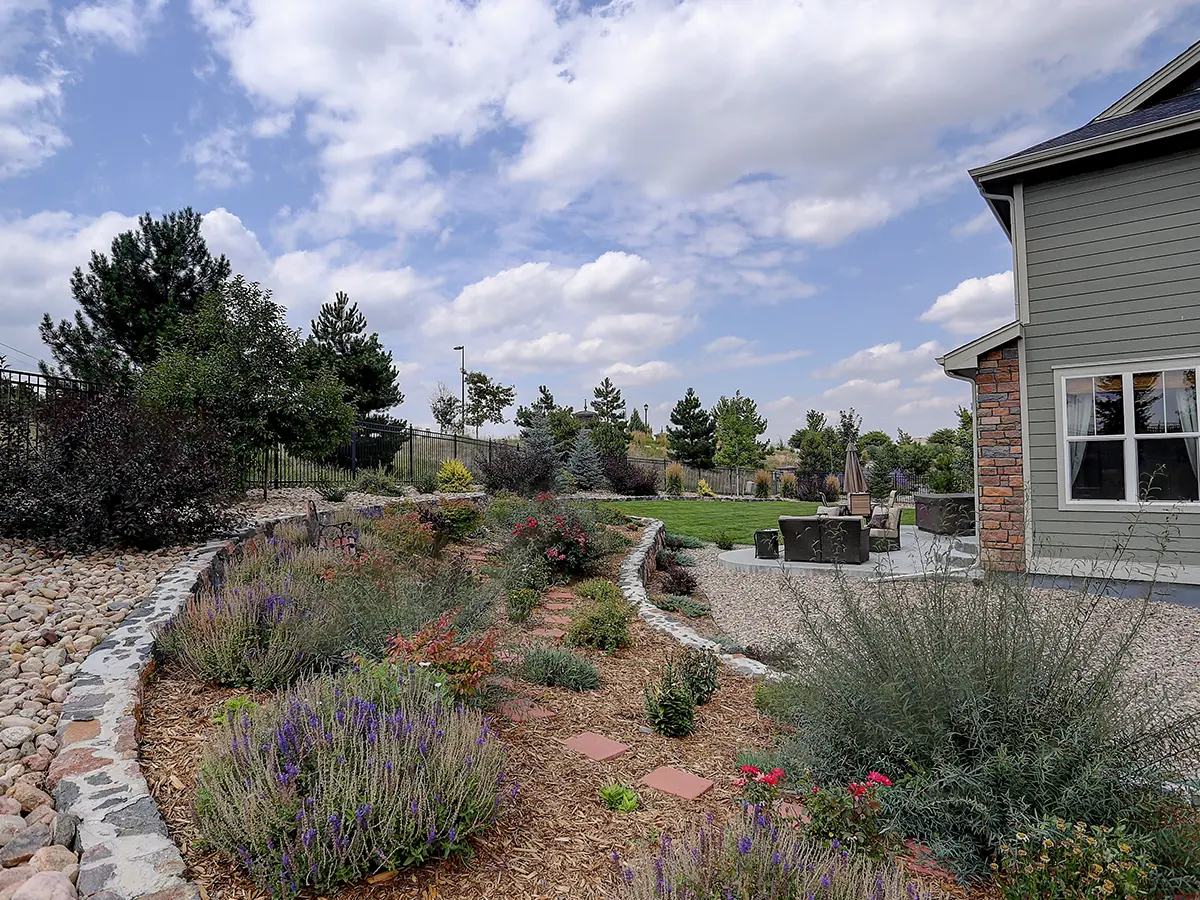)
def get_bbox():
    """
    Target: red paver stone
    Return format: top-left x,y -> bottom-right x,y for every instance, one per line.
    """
545,589 -> 576,600
639,766 -> 714,800
497,699 -> 555,722
489,675 -> 516,690
543,614 -> 571,626
545,602 -> 574,612
776,801 -> 811,824
562,732 -> 630,762
530,627 -> 565,641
